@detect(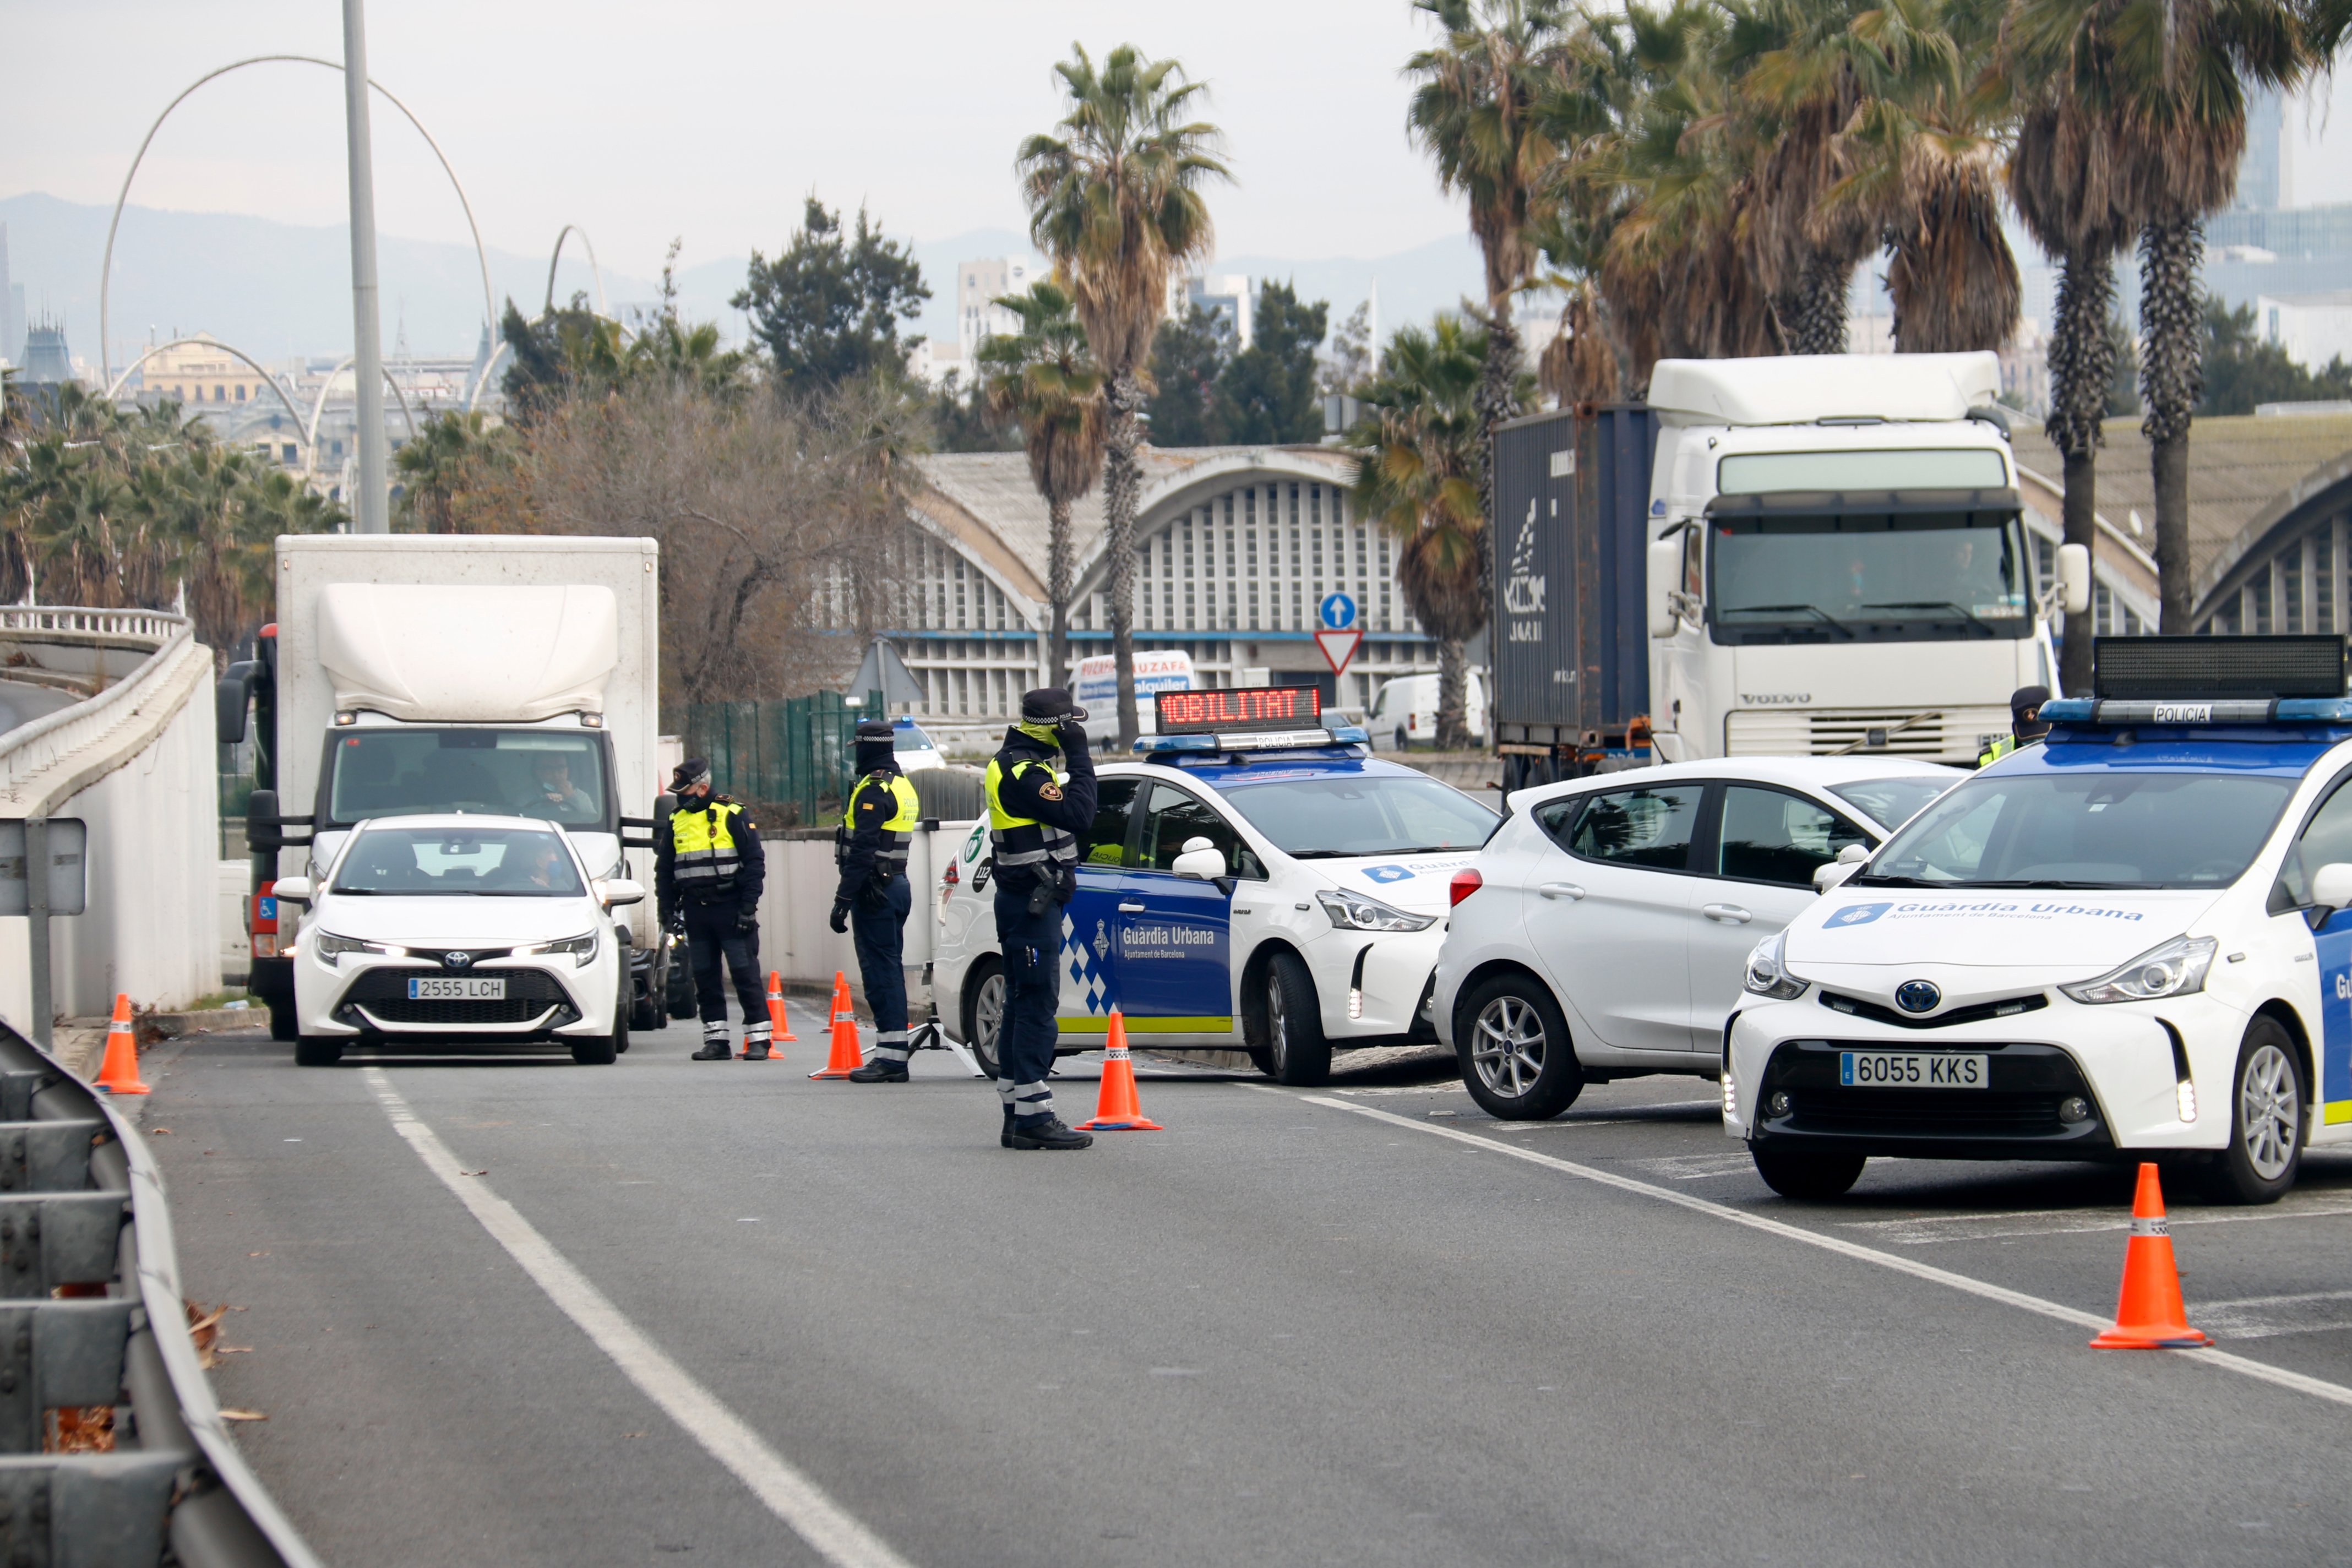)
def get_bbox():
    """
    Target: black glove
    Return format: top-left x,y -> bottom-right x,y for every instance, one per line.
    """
662,908 -> 682,935
736,905 -> 759,934
829,900 -> 850,934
